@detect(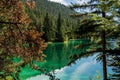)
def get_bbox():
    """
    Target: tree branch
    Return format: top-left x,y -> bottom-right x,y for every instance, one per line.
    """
0,21 -> 22,25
